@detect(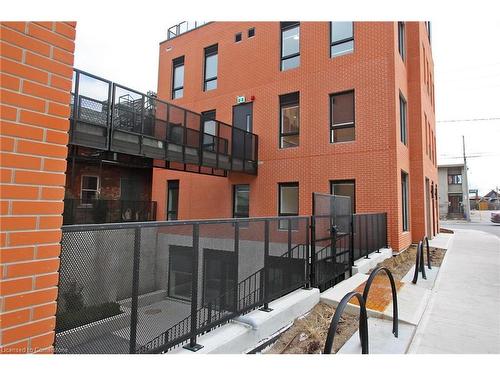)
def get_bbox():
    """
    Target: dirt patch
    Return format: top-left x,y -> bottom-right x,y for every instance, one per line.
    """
440,228 -> 454,234
375,244 -> 446,281
264,302 -> 359,354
